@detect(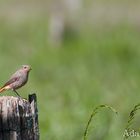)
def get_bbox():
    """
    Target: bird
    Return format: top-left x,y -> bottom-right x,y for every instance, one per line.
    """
0,65 -> 32,97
